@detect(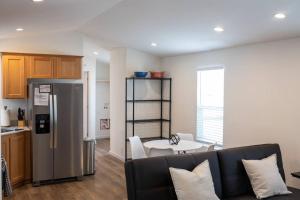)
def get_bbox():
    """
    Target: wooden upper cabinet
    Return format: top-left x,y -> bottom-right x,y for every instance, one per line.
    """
2,53 -> 82,99
2,55 -> 26,99
56,57 -> 81,79
28,56 -> 55,78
